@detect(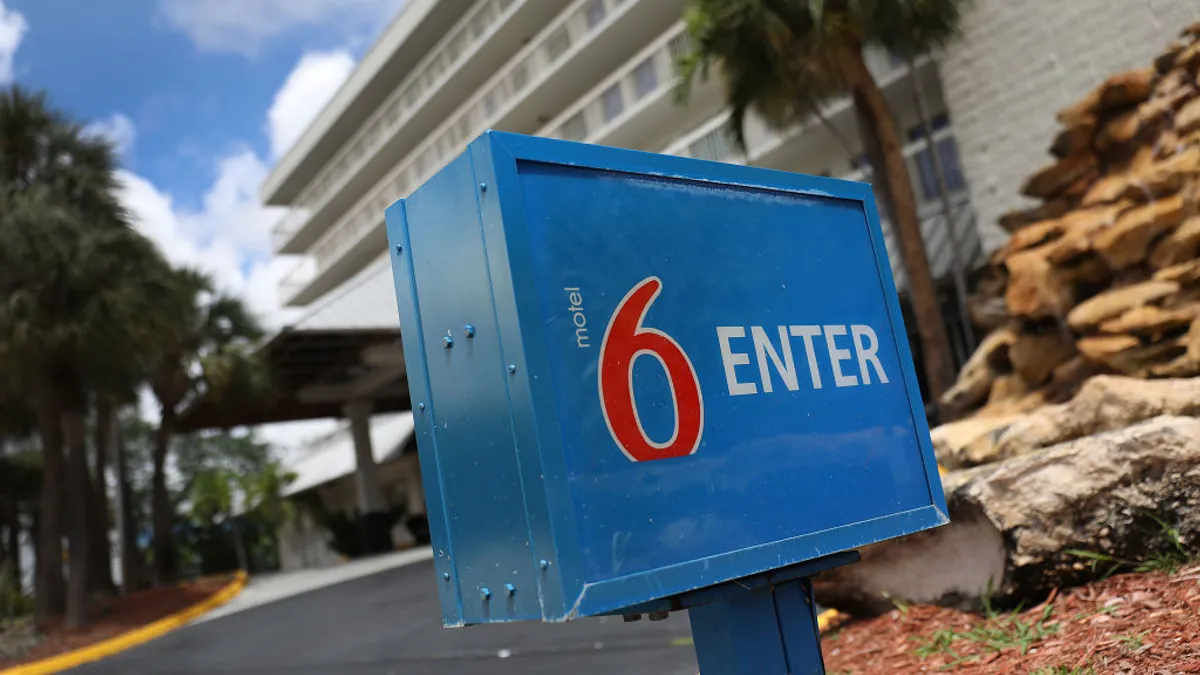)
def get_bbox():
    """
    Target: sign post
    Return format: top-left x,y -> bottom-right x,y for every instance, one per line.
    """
385,132 -> 947,674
